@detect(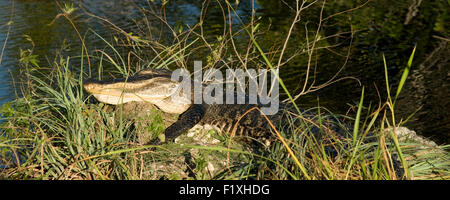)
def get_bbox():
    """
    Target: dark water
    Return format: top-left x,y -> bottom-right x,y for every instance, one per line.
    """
0,0 -> 448,144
